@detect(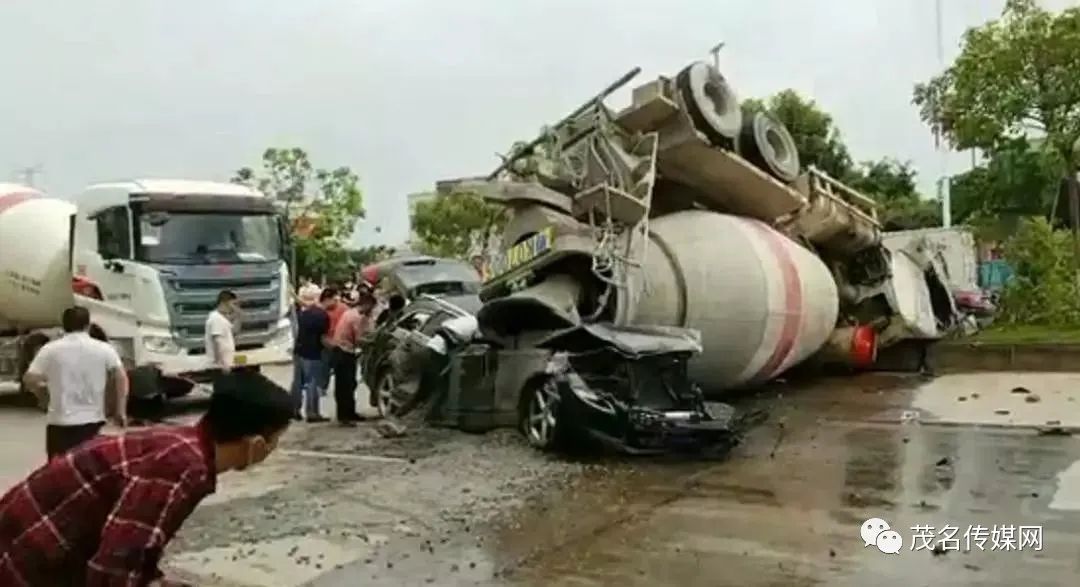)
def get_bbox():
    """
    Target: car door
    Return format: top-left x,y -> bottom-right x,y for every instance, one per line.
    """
362,307 -> 433,383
